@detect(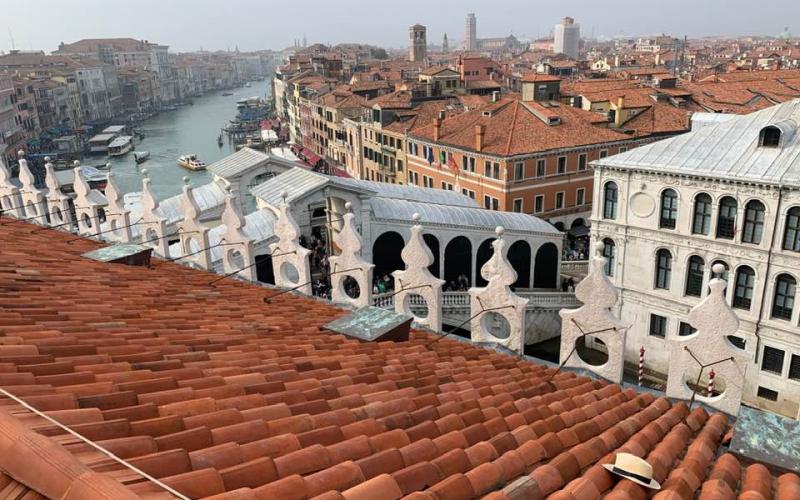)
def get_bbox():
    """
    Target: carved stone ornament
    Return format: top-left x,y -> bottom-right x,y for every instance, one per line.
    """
393,213 -> 445,332
17,153 -> 46,223
103,168 -> 133,243
44,159 -> 73,230
468,227 -> 529,353
178,176 -> 212,270
559,242 -> 628,383
666,263 -> 751,415
329,202 -> 374,308
220,187 -> 256,281
269,191 -> 312,294
0,155 -> 24,218
138,169 -> 170,257
73,162 -> 102,236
